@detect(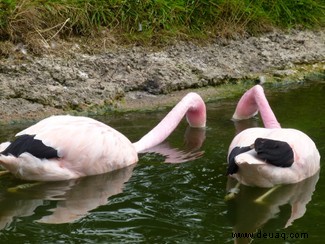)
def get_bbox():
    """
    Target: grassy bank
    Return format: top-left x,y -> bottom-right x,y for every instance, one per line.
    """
0,0 -> 324,52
